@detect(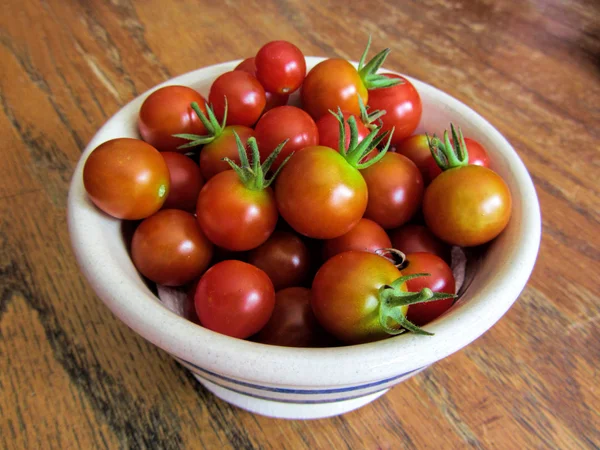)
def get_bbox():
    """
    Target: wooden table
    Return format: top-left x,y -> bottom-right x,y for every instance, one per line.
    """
1,0 -> 598,448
